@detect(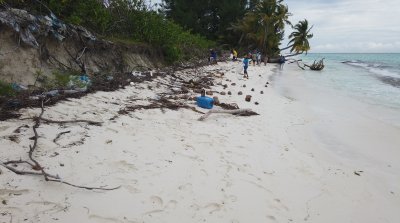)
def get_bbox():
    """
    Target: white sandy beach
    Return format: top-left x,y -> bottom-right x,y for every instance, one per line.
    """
1,61 -> 399,223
